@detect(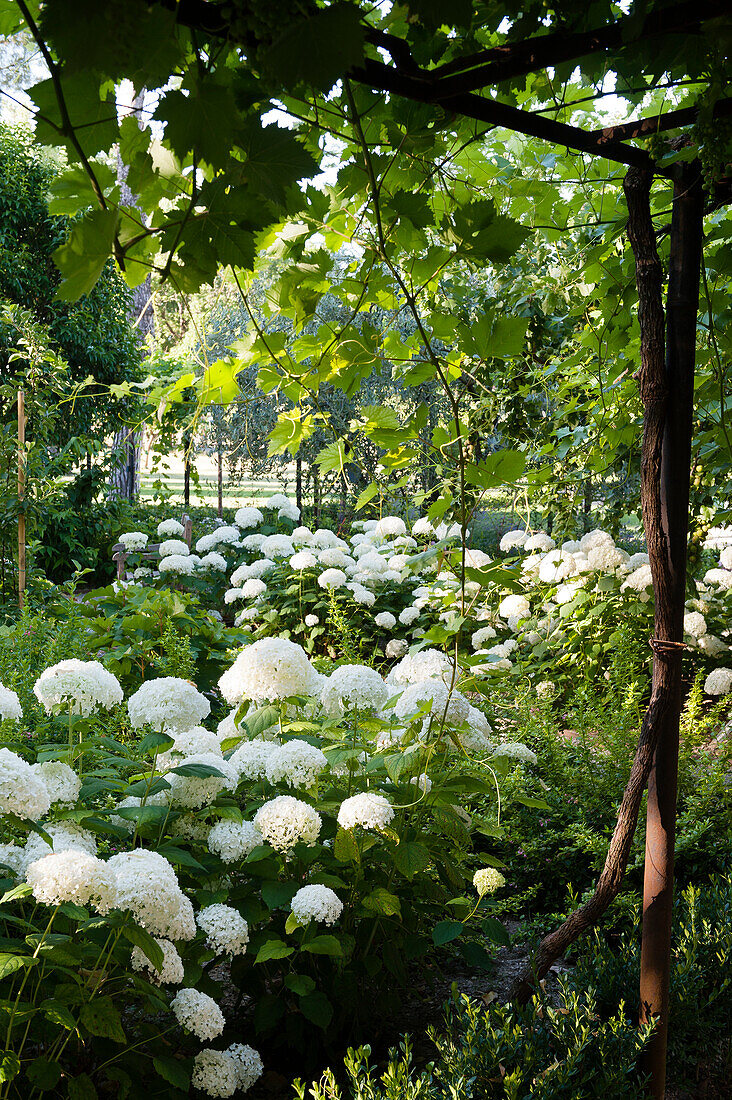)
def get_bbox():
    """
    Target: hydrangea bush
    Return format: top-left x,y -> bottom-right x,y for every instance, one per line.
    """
0,630 -> 535,1094
119,504 -> 732,704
